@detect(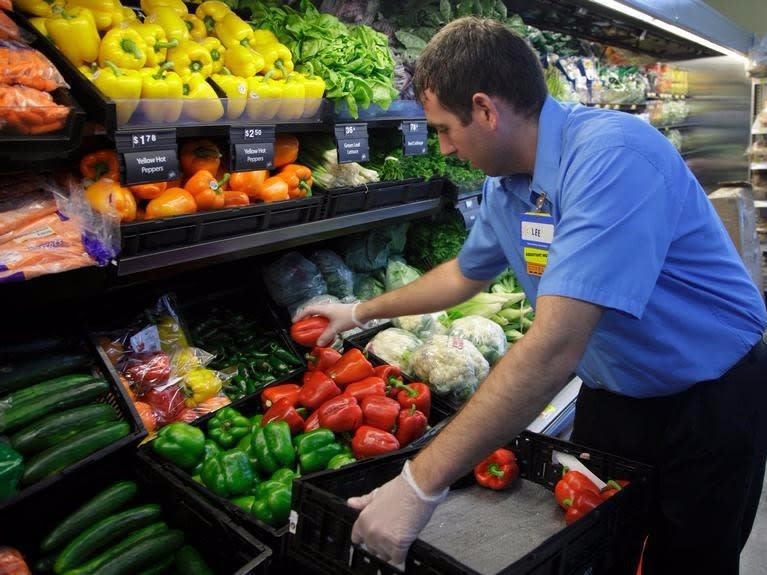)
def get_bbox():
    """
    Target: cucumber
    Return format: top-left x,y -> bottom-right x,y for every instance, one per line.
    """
136,556 -> 174,575
22,421 -> 130,486
1,373 -> 97,405
53,504 -> 163,574
40,480 -> 138,554
95,529 -> 185,575
11,404 -> 117,454
0,378 -> 109,434
174,544 -> 214,575
0,351 -> 92,395
61,521 -> 169,575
